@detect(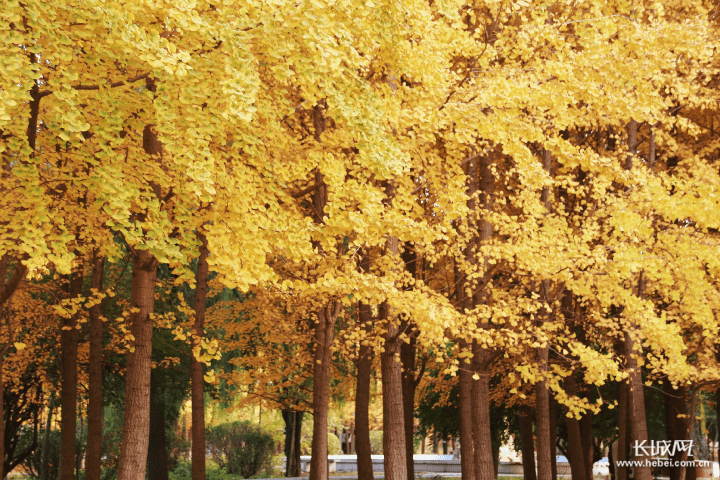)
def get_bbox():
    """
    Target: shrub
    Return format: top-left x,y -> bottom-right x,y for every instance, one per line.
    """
206,421 -> 275,478
369,430 -> 383,455
328,432 -> 342,455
